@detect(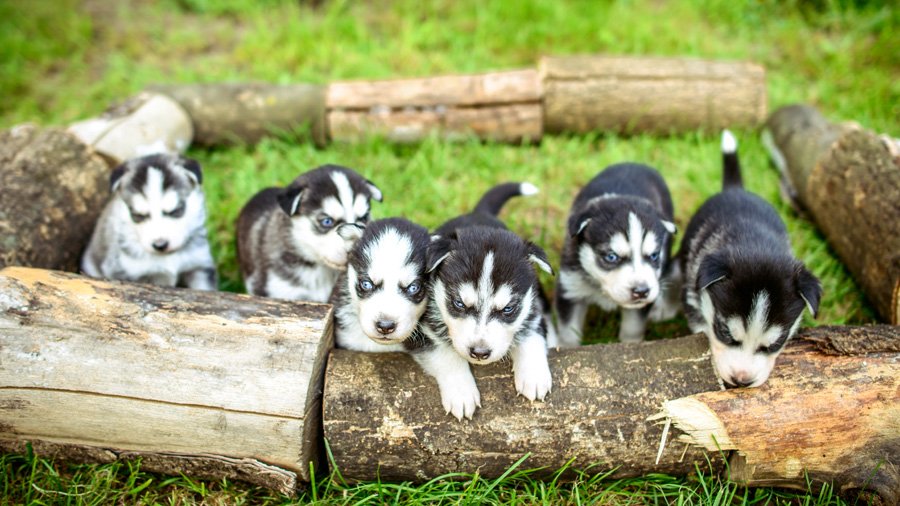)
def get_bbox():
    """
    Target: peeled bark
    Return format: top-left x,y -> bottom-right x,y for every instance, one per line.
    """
764,105 -> 900,324
0,125 -> 110,271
